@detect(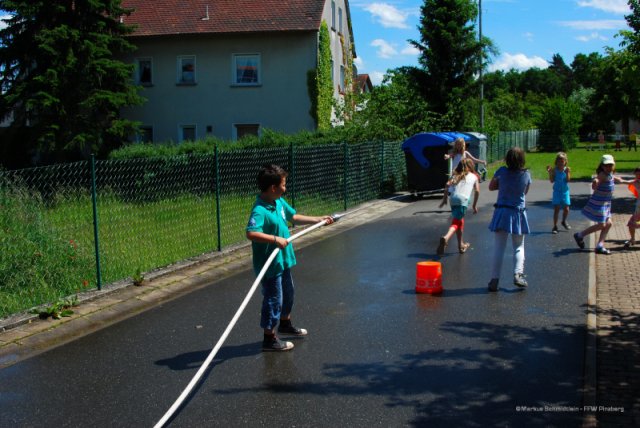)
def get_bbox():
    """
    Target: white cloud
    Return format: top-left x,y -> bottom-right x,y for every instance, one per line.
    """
400,44 -> 420,56
558,19 -> 627,30
489,53 -> 549,72
371,39 -> 397,58
0,15 -> 10,30
576,0 -> 630,14
575,32 -> 608,42
353,57 -> 364,68
363,3 -> 410,29
523,32 -> 534,42
369,71 -> 385,86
